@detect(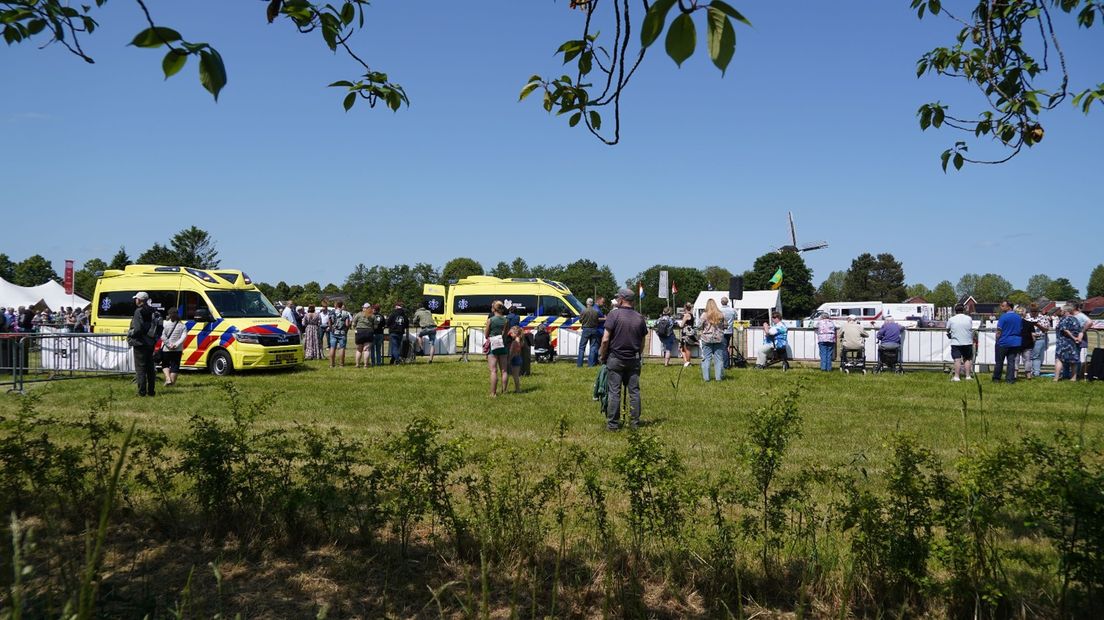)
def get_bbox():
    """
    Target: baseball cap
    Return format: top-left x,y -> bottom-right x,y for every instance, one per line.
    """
362,302 -> 371,309
133,292 -> 150,301
616,287 -> 634,300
